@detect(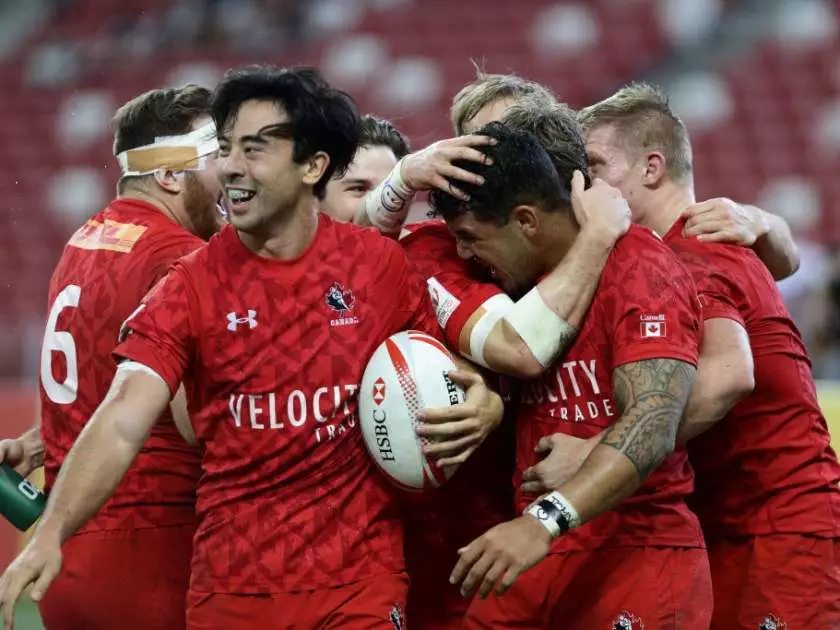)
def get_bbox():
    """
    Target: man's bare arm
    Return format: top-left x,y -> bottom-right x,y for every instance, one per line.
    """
0,369 -> 171,622
170,384 -> 197,446
354,136 -> 493,234
449,357 -> 696,597
36,369 -> 170,543
751,207 -> 800,281
556,358 -> 695,522
466,225 -> 614,378
677,318 -> 753,444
